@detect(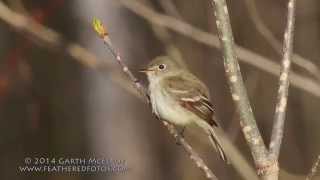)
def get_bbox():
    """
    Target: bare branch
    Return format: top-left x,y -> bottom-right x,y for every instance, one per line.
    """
210,0 -> 297,179
116,0 -> 320,99
209,0 -> 269,171
227,71 -> 260,141
244,0 -> 320,82
164,122 -> 219,180
92,18 -> 218,180
269,0 -> 296,160
306,155 -> 320,180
